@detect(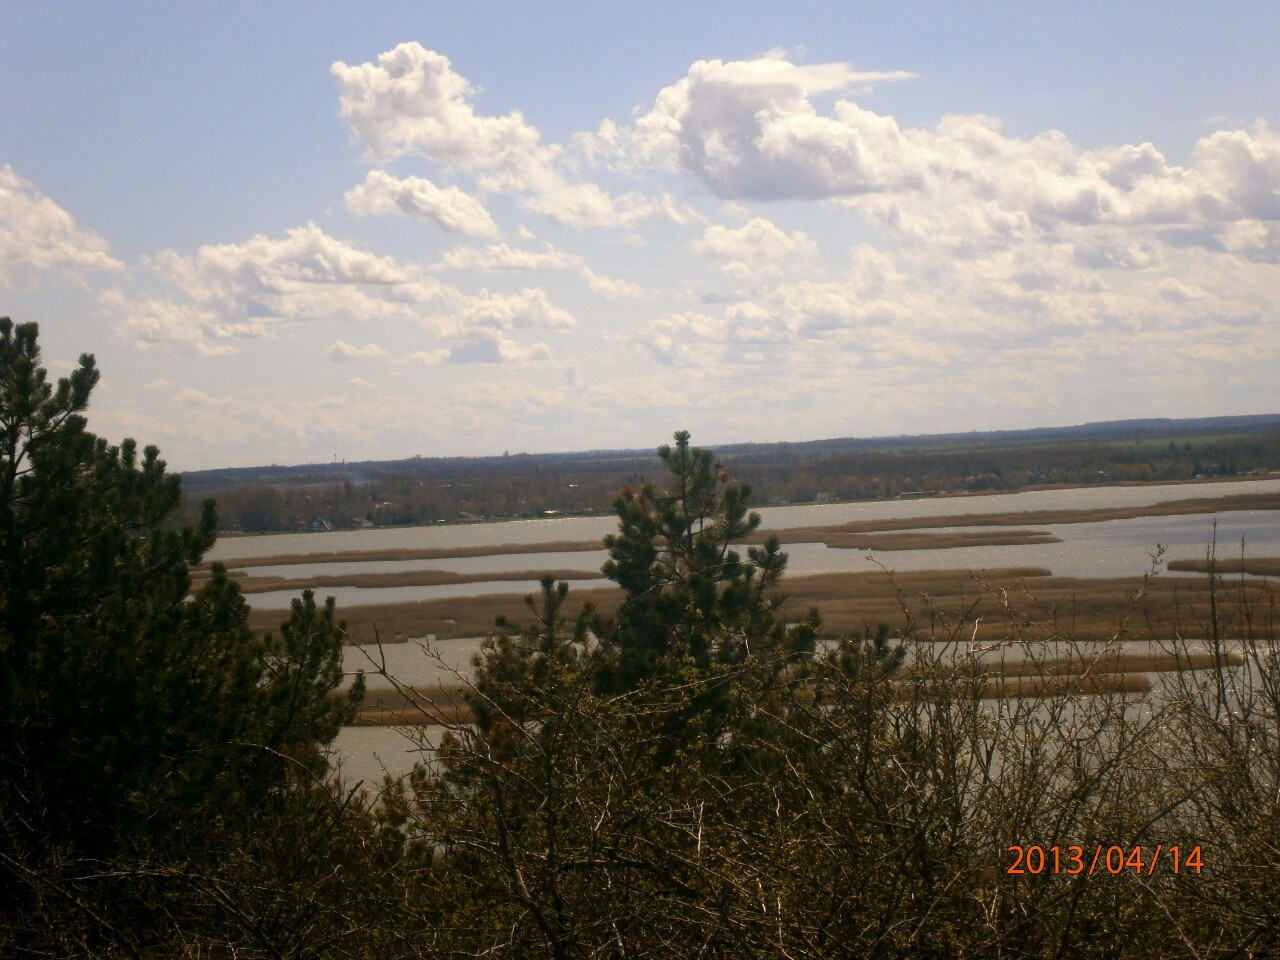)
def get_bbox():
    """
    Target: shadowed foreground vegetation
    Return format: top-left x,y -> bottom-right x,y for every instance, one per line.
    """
354,537 -> 1280,959
22,560 -> 1279,958
236,439 -> 1280,956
